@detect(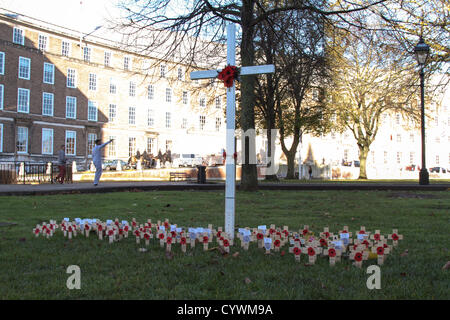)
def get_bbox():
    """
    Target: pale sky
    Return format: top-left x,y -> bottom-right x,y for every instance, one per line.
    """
0,0 -> 122,33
